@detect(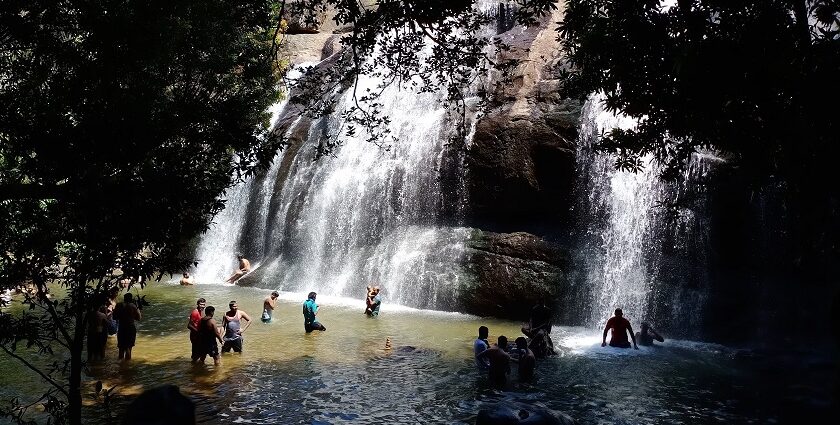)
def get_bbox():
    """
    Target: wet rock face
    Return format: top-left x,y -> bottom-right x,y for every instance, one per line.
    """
466,108 -> 578,228
459,231 -> 567,320
464,5 -> 581,231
